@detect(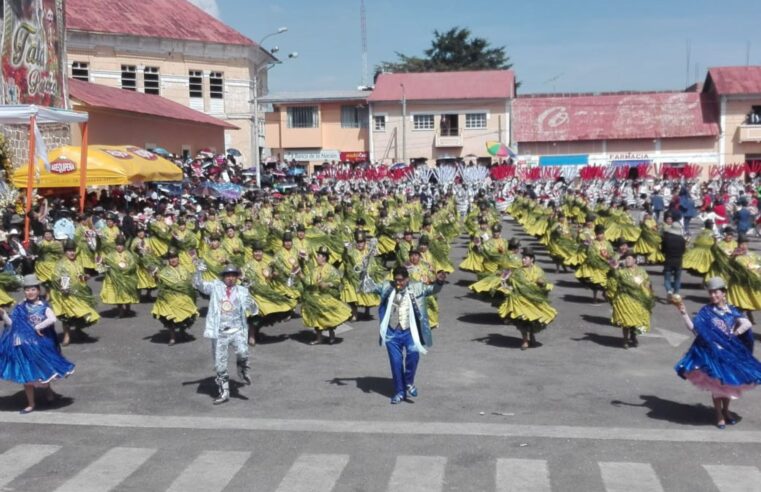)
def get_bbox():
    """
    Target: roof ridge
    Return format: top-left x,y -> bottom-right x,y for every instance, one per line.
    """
66,0 -> 255,47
